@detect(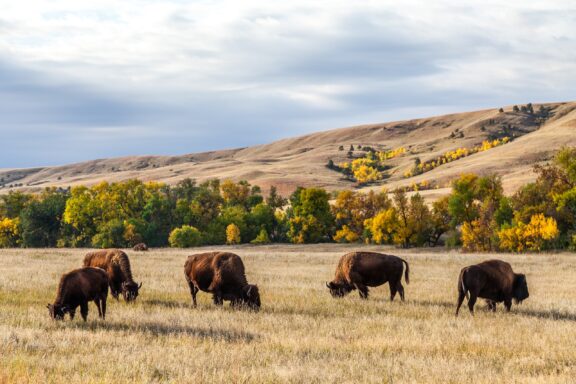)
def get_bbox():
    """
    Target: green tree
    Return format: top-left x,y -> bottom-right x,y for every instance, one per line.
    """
20,189 -> 68,247
0,191 -> 32,218
169,225 -> 202,247
288,187 -> 333,243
